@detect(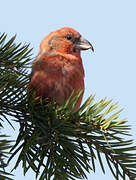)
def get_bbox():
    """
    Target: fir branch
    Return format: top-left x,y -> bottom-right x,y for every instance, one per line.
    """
0,33 -> 32,179
0,33 -> 136,180
8,96 -> 136,180
0,134 -> 13,180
